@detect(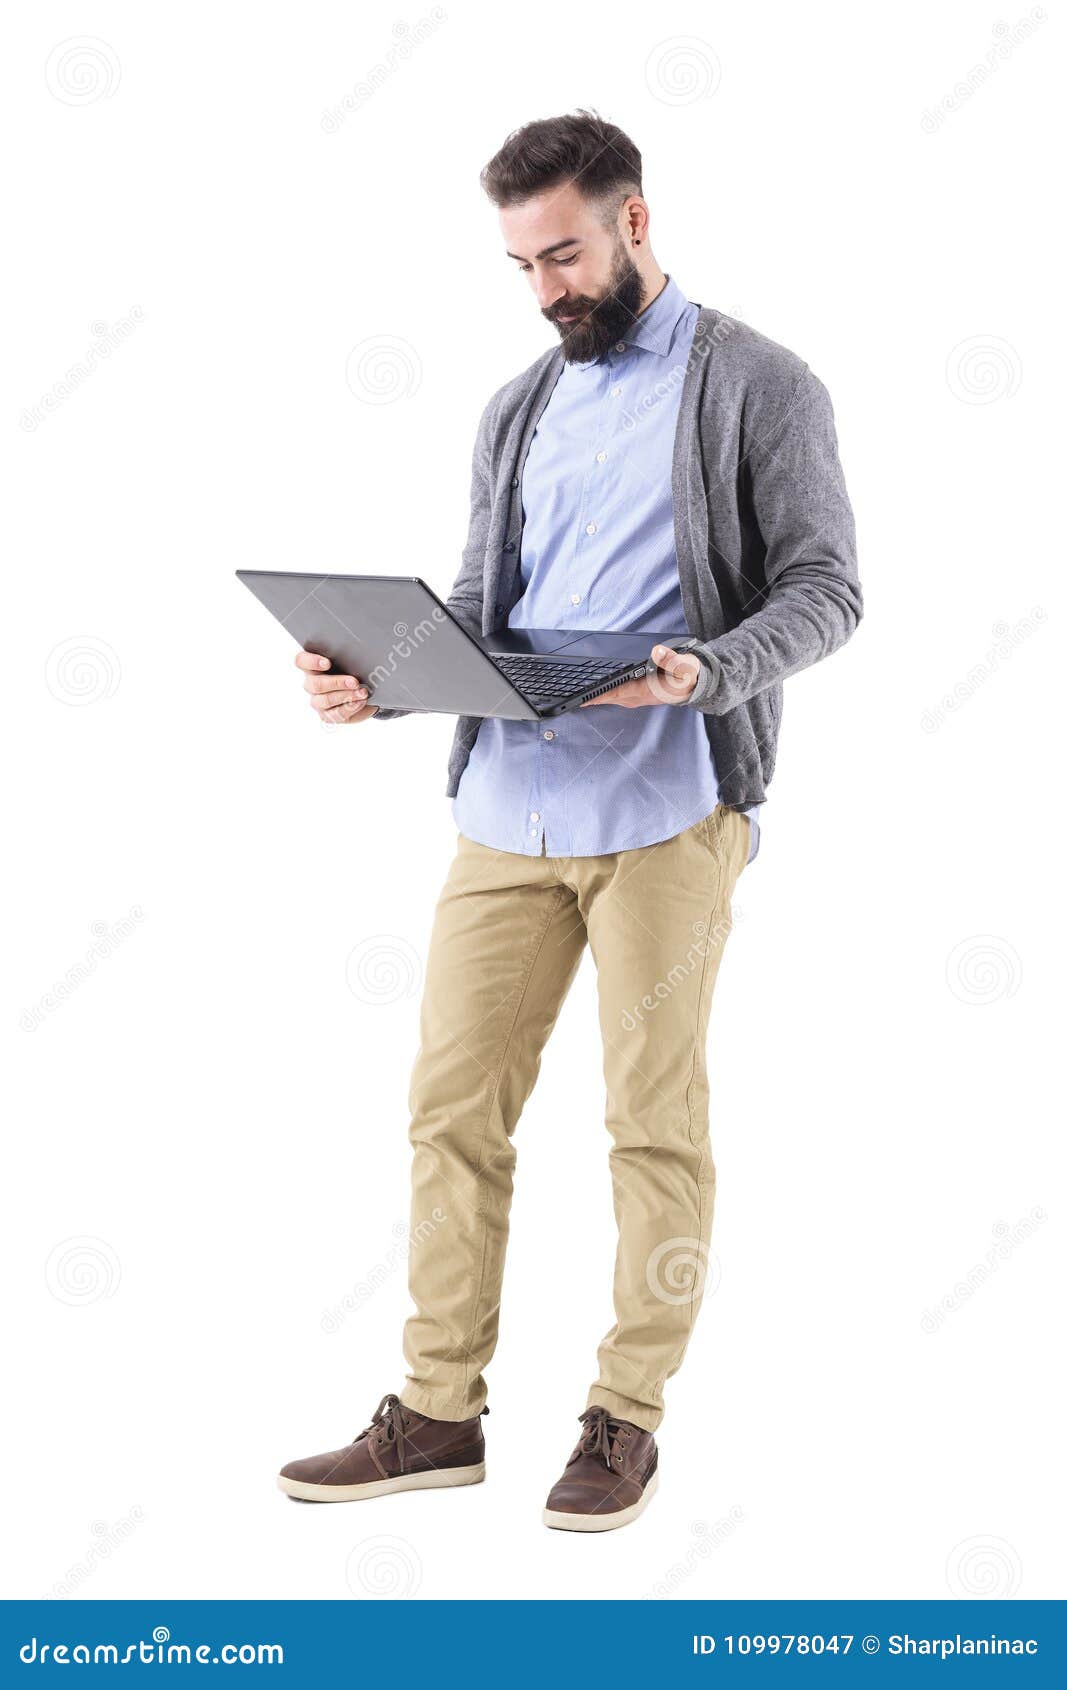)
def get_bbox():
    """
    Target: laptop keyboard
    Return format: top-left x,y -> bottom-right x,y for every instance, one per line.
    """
491,652 -> 638,700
